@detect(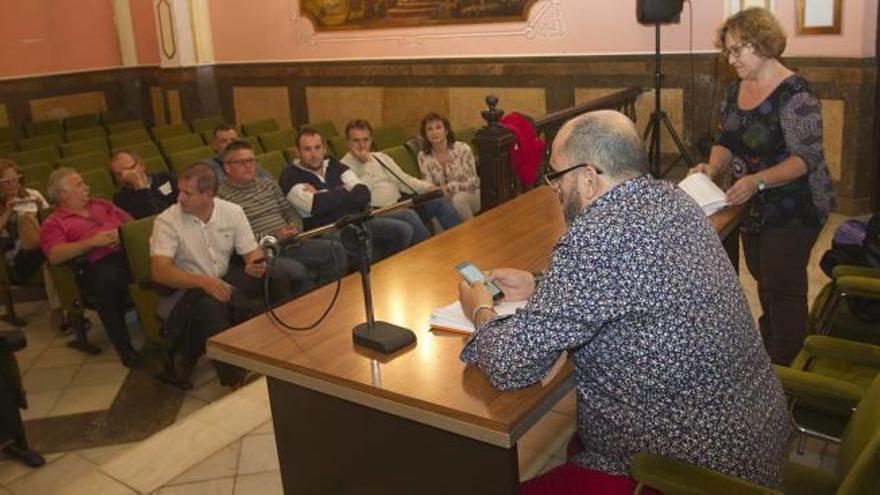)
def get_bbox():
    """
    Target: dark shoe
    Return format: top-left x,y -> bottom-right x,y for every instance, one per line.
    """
3,442 -> 45,468
116,344 -> 145,369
